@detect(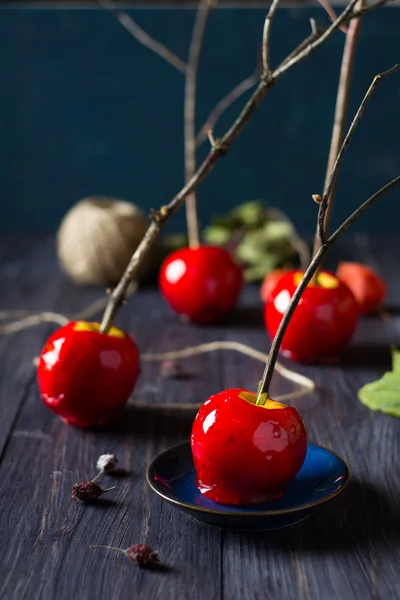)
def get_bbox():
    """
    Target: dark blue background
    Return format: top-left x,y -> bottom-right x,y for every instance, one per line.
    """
1,5 -> 399,234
